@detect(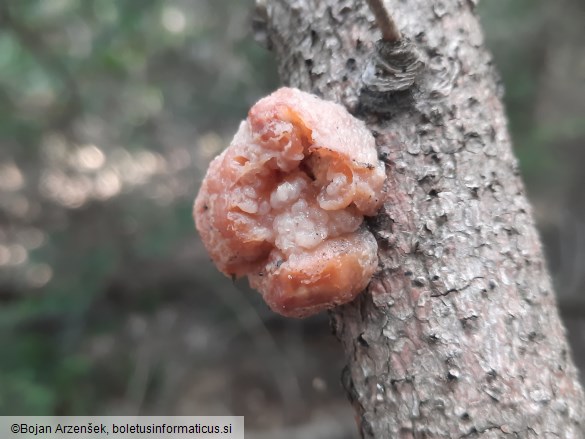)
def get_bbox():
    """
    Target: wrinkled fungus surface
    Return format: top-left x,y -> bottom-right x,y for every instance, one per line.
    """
194,87 -> 386,317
